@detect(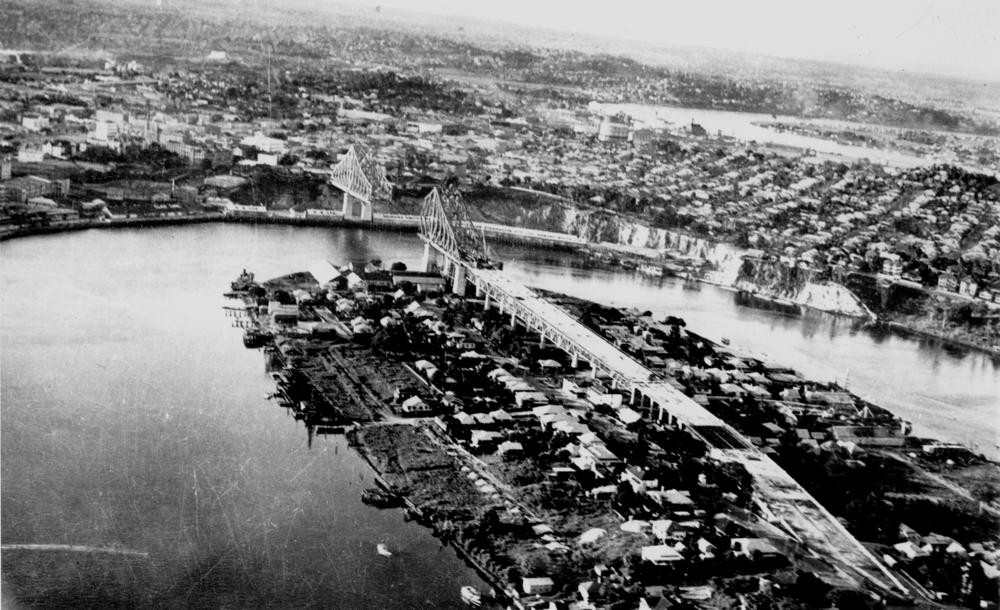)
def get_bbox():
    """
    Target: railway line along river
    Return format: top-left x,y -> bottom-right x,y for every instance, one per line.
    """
2,223 -> 997,606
